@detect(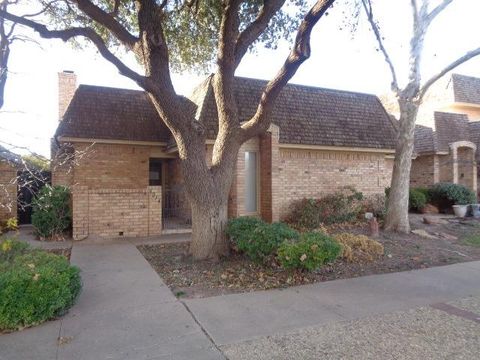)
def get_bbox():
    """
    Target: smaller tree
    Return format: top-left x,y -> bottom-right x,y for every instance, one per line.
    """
360,0 -> 480,233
